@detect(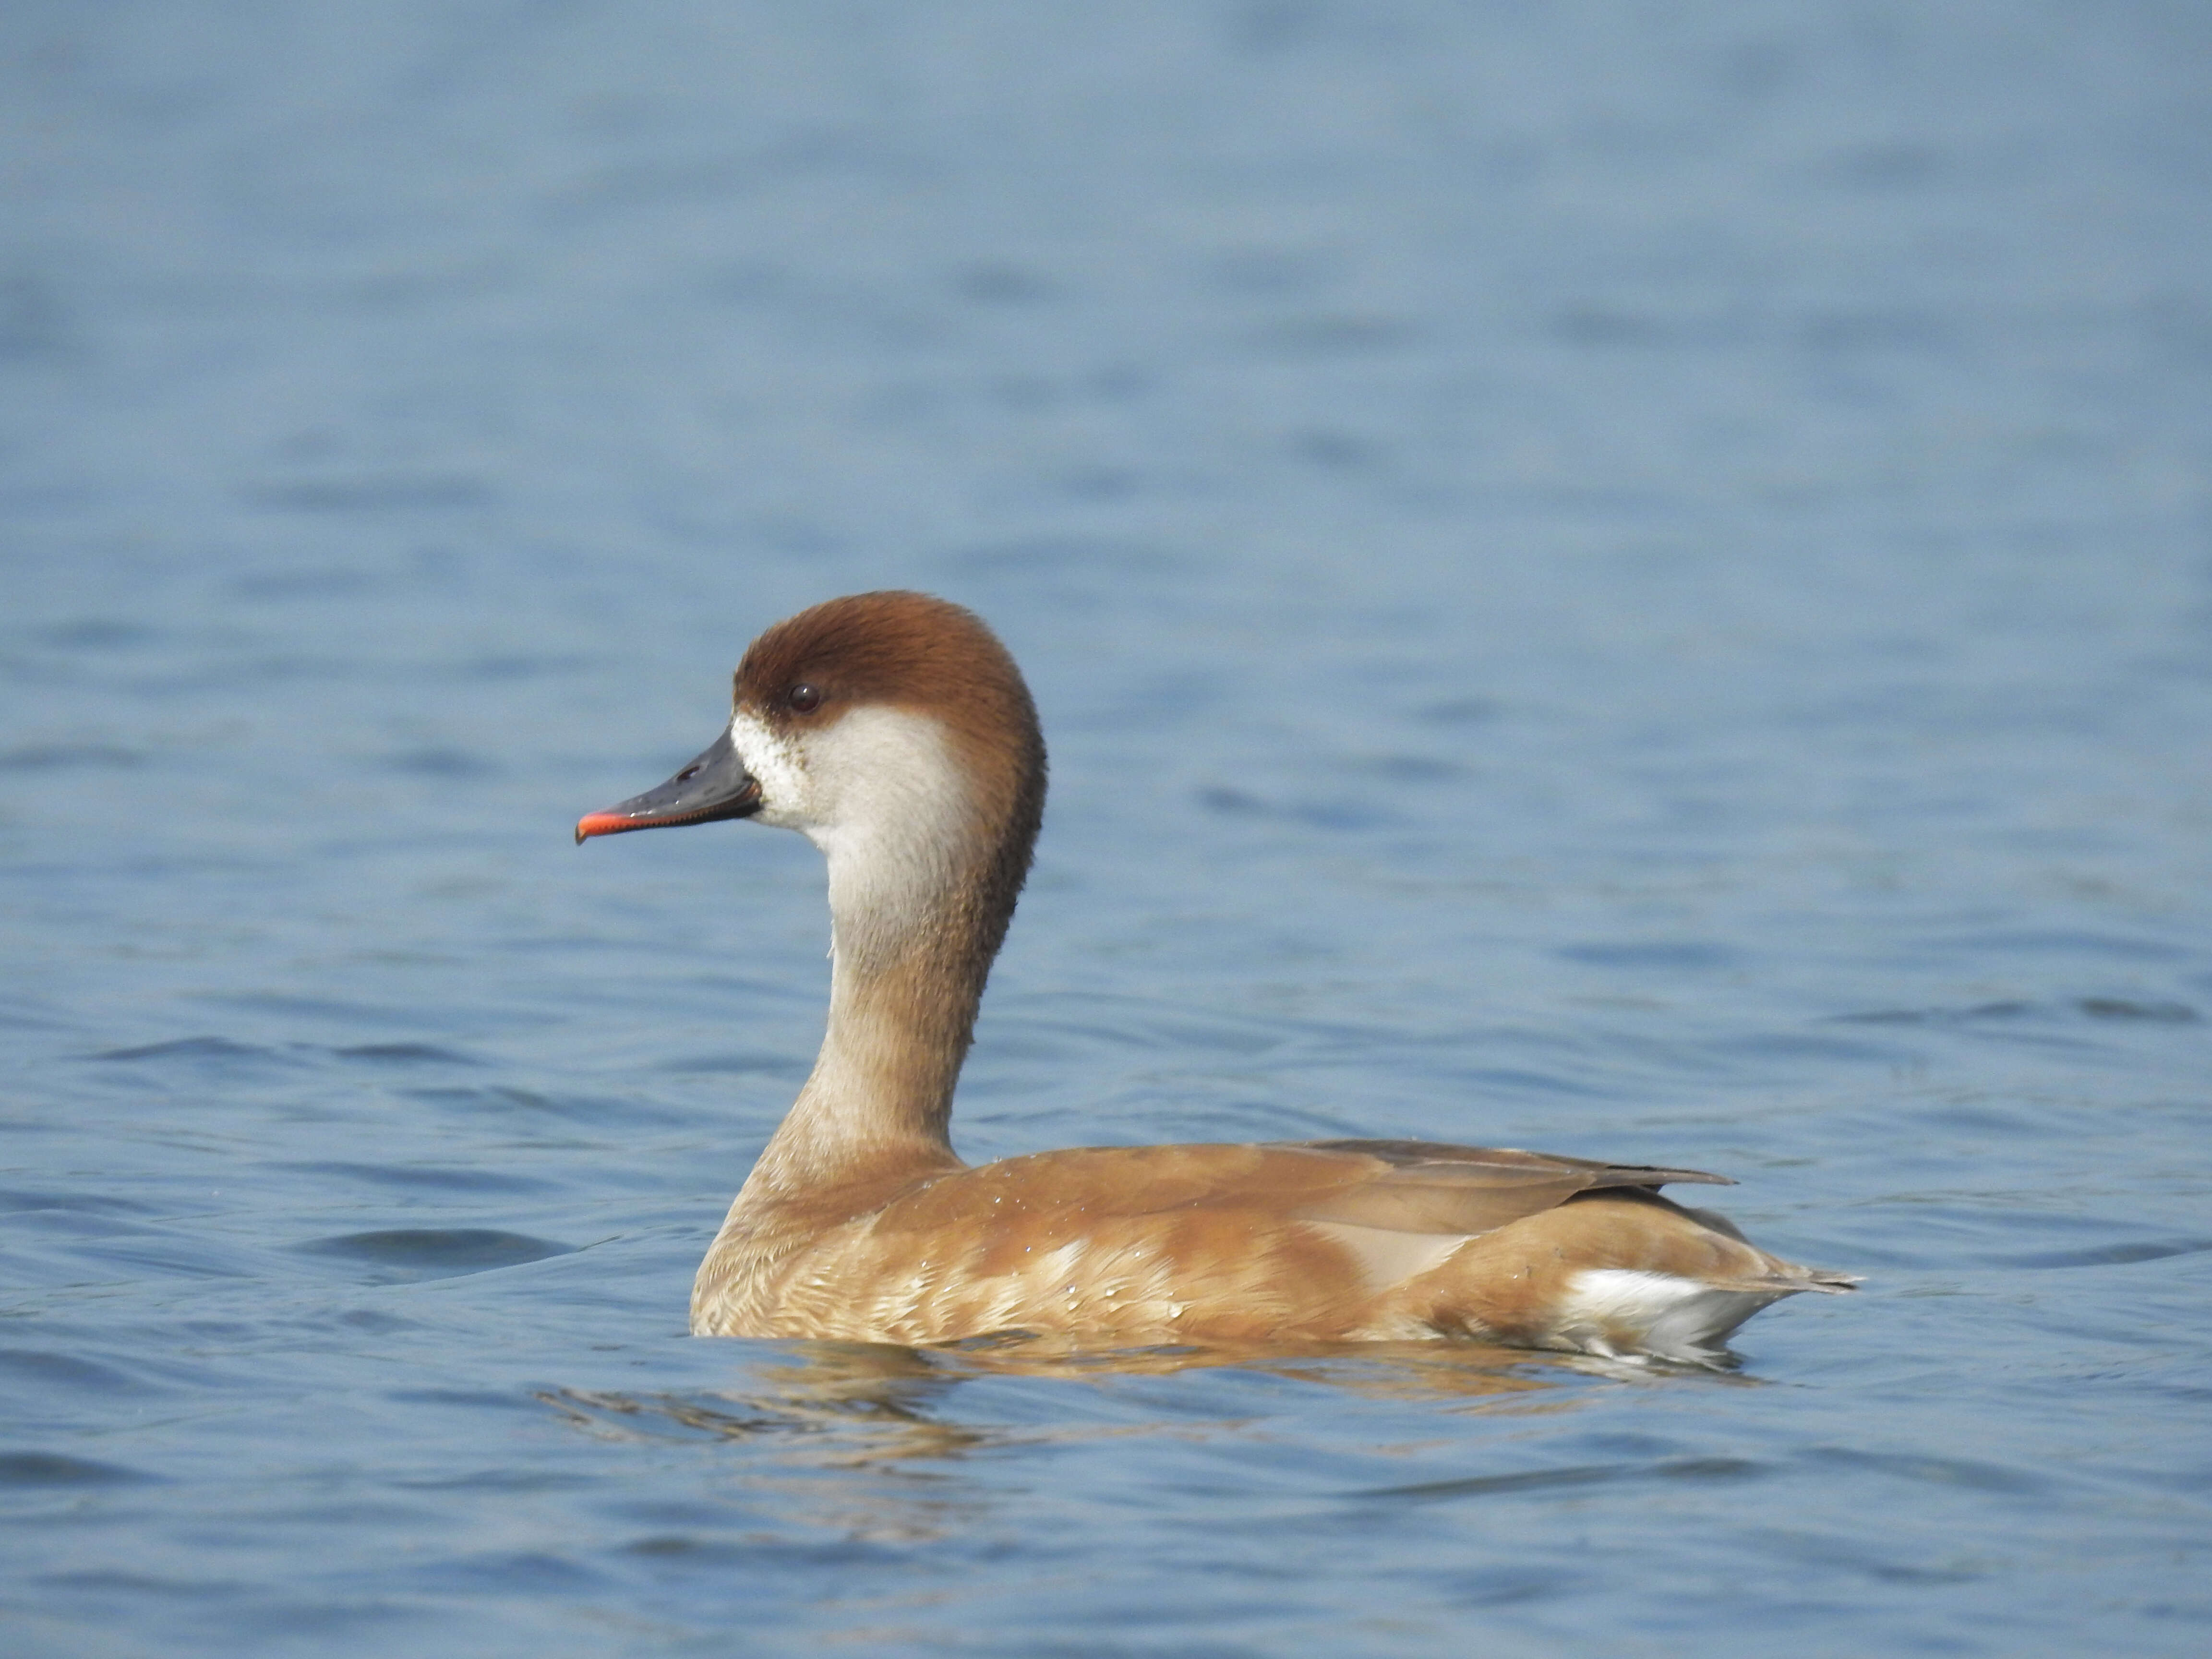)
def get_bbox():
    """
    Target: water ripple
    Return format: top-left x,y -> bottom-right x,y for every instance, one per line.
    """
295,1229 -> 576,1281
0,1453 -> 157,1488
